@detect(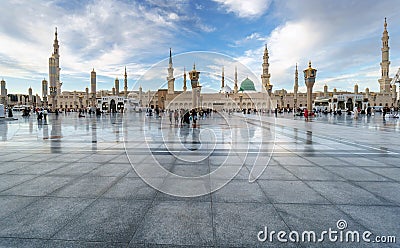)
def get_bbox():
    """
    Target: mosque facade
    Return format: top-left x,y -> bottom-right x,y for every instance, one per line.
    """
141,18 -> 397,112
